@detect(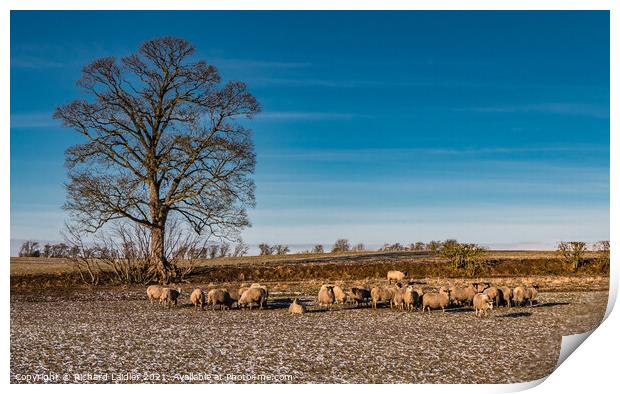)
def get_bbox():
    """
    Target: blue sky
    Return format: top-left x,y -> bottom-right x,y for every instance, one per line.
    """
10,11 -> 610,253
